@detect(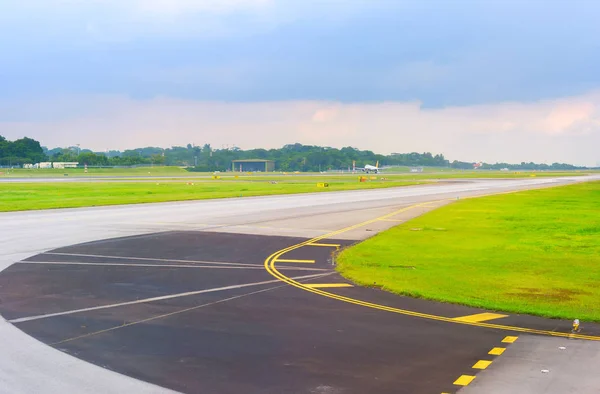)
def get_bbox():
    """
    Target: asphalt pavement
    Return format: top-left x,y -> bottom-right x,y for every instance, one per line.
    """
1,176 -> 599,394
